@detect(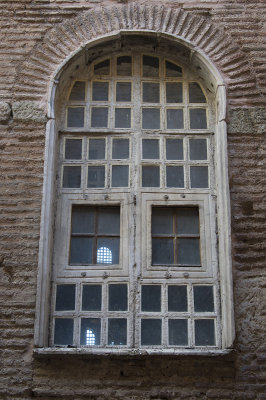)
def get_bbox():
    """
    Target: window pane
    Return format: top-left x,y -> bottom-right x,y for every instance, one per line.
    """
94,59 -> 110,75
115,108 -> 131,128
166,166 -> 184,188
142,108 -> 160,129
189,139 -> 207,160
166,82 -> 182,103
189,83 -> 206,103
108,319 -> 127,345
141,285 -> 161,312
167,109 -> 184,129
109,284 -> 128,311
165,61 -> 182,77
88,139 -> 105,160
177,238 -> 200,265
166,139 -> 183,160
142,139 -> 159,159
92,82 -> 109,101
168,286 -> 187,312
80,318 -> 101,346
87,166 -> 105,188
143,55 -> 159,77
112,139 -> 129,159
55,285 -> 76,311
117,56 -> 132,76
54,319 -> 73,345
97,238 -> 119,264
169,319 -> 188,345
195,319 -> 215,346
194,286 -> 214,312
67,107 -> 84,128
141,319 -> 161,345
98,207 -> 120,235
63,166 -> 81,188
142,83 -> 160,103
82,285 -> 102,311
112,165 -> 129,187
72,206 -> 94,234
176,208 -> 199,235
189,109 -> 207,129
190,166 -> 209,188
142,165 -> 160,187
116,82 -> 131,101
152,207 -> 174,234
70,237 -> 93,264
152,238 -> 174,265
69,81 -> 85,101
65,139 -> 82,160
91,107 -> 108,128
